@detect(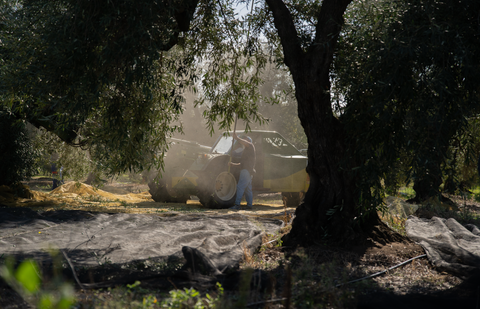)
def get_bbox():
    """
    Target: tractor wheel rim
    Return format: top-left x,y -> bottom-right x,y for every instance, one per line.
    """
215,172 -> 236,201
